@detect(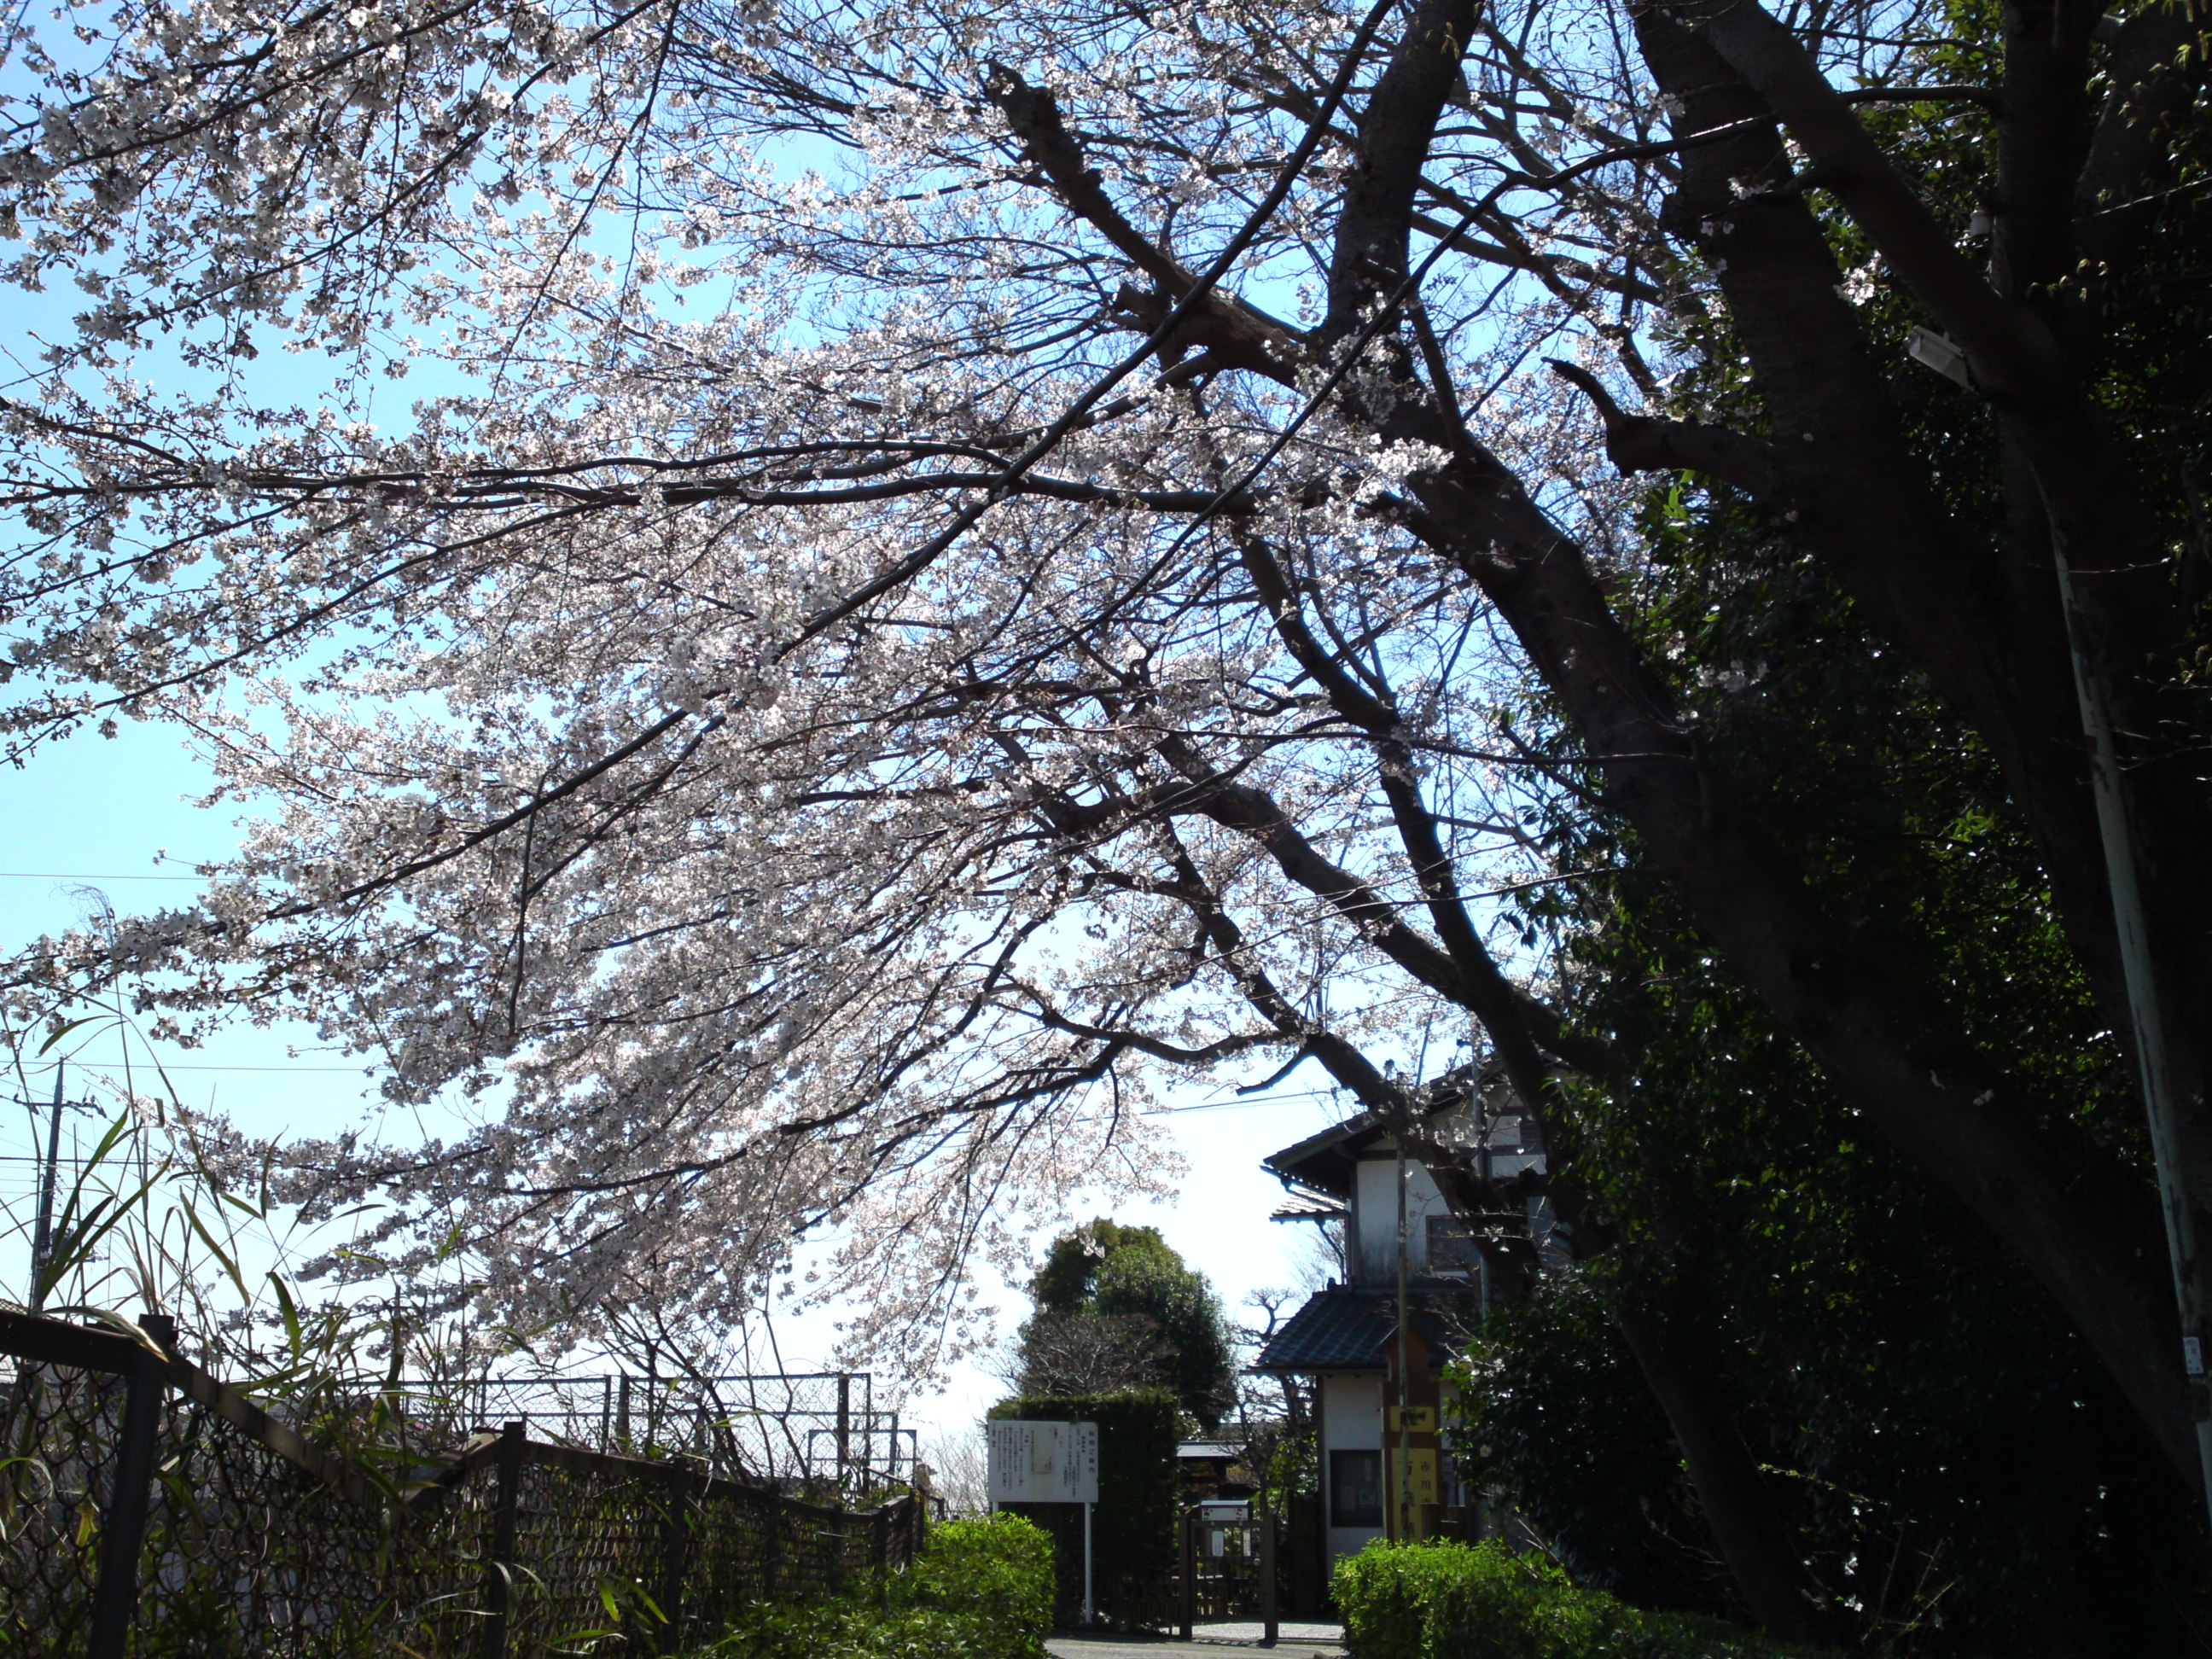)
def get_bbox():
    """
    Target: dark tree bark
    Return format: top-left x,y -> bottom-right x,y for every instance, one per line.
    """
1283,0 -> 2205,1486
1660,0 -> 2212,1233
1388,424 -> 2196,1488
1613,1300 -> 1836,1643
